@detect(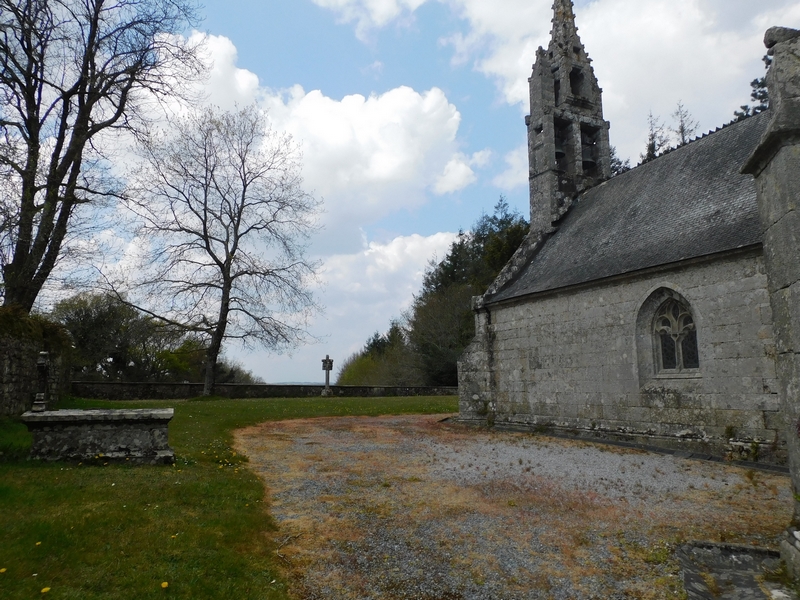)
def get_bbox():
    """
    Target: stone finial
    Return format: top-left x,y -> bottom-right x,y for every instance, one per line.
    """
765,27 -> 800,52
550,0 -> 581,51
742,27 -> 800,175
